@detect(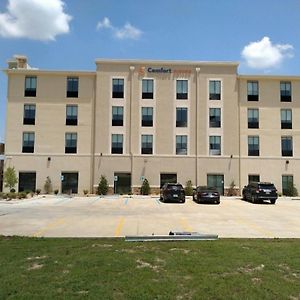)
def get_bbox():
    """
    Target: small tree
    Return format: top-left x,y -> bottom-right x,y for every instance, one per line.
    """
286,182 -> 298,197
44,176 -> 53,194
227,180 -> 236,196
184,180 -> 194,196
97,175 -> 108,195
140,179 -> 150,195
4,167 -> 18,192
